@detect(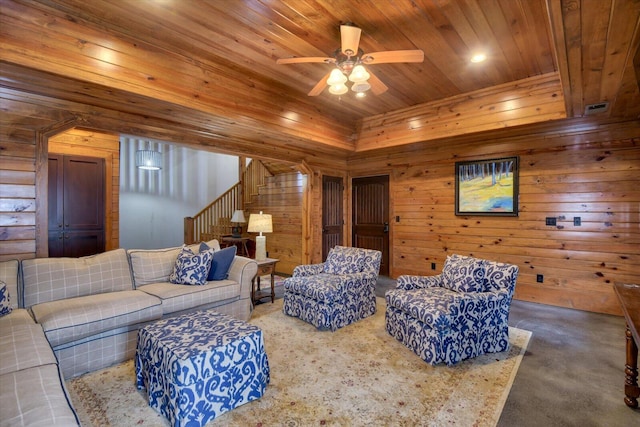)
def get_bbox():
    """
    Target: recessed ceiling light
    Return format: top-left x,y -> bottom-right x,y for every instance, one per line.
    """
470,53 -> 486,63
